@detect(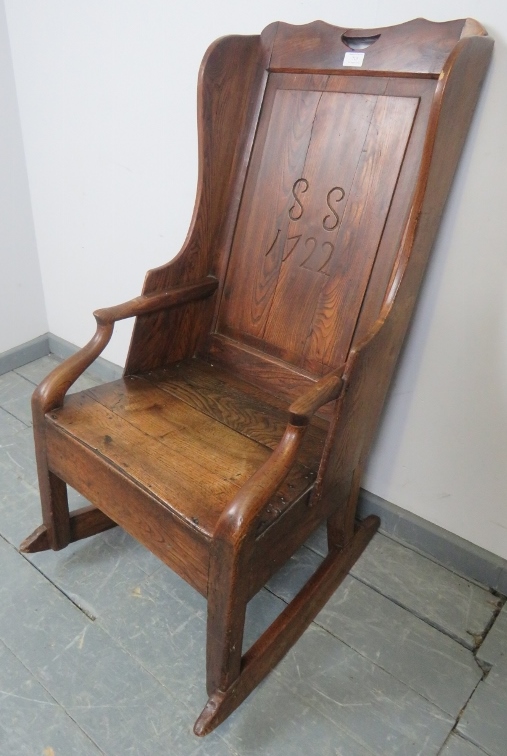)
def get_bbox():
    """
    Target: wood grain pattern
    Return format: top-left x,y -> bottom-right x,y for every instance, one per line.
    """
219,76 -> 418,374
352,76 -> 436,343
45,422 -> 211,595
145,359 -> 328,465
48,380 -> 315,539
219,85 -> 323,339
23,18 -> 493,738
126,31 -> 275,374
